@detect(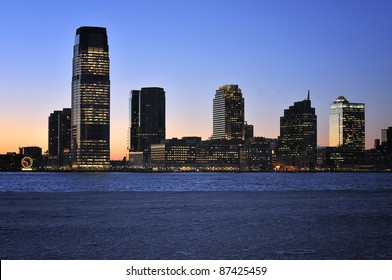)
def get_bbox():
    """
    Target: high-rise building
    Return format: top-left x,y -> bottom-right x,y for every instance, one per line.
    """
329,96 -> 365,151
244,122 -> 254,142
212,84 -> 245,141
278,91 -> 317,169
71,26 -> 110,170
381,128 -> 388,145
48,108 -> 71,167
129,87 -> 166,156
381,127 -> 392,154
127,93 -> 132,160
